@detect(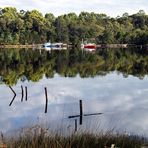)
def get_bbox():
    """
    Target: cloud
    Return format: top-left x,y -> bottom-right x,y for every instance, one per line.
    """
0,0 -> 148,17
0,72 -> 148,136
